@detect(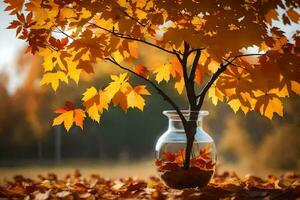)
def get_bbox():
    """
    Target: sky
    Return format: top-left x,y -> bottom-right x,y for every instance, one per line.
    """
0,3 -> 299,94
0,3 -> 26,93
